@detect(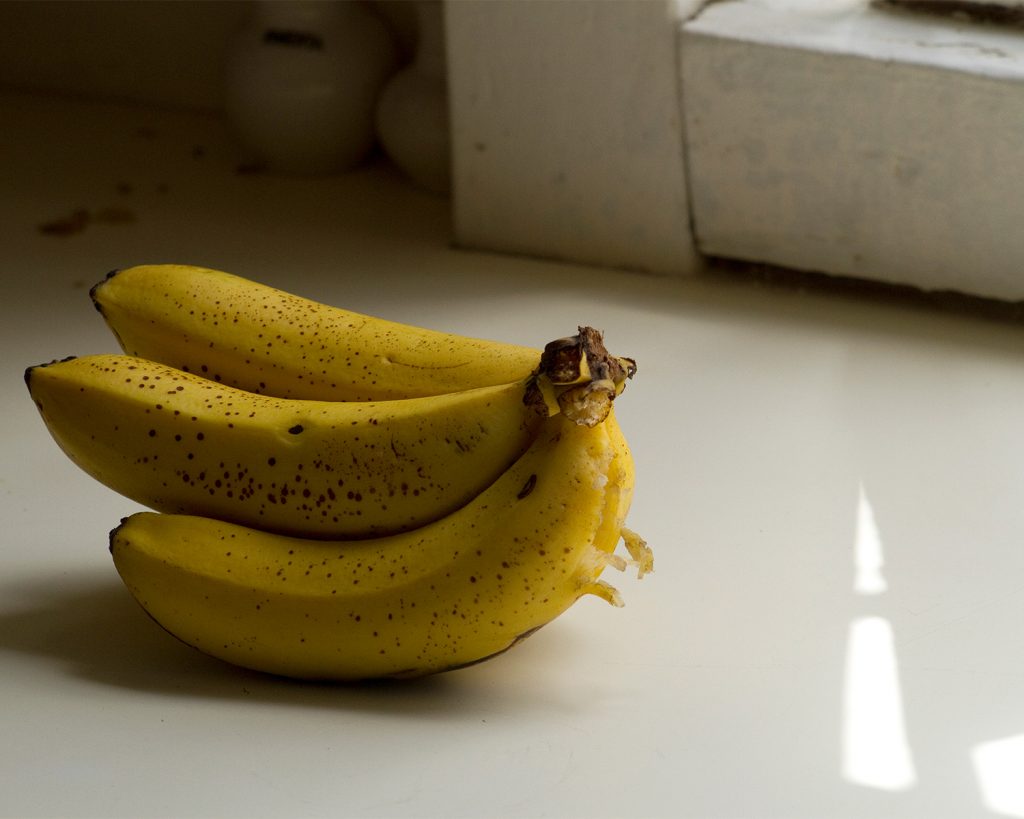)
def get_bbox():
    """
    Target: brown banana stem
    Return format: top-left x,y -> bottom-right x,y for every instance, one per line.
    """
524,327 -> 635,428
